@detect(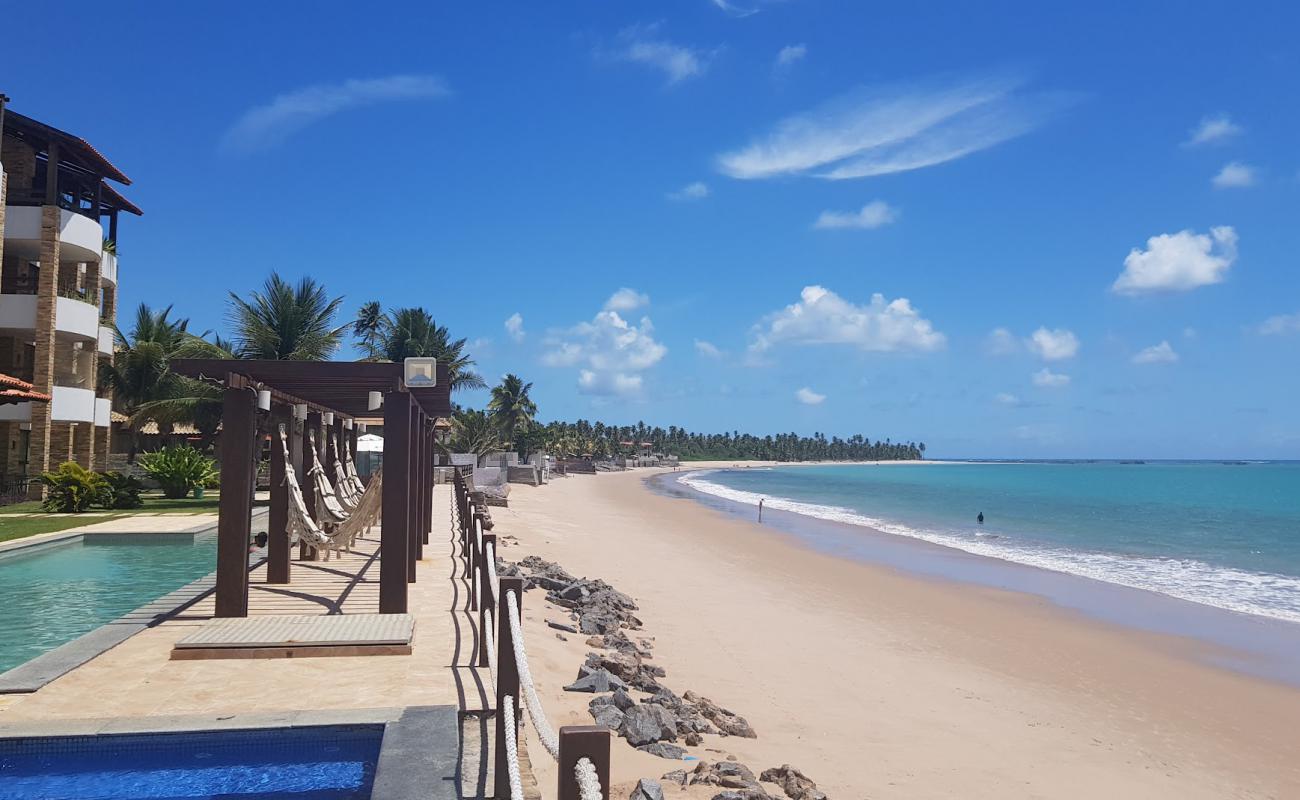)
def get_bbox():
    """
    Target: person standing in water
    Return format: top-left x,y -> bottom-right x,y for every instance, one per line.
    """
758,498 -> 765,522
977,512 -> 984,524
